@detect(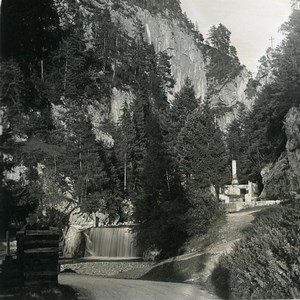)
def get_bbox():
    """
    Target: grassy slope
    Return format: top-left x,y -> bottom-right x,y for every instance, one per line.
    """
112,206 -> 266,290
